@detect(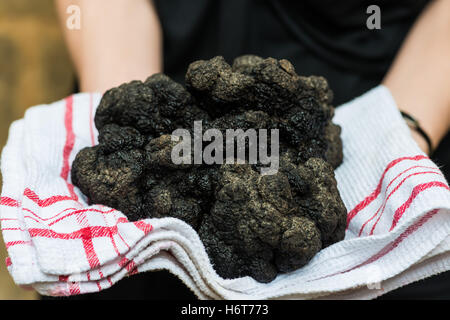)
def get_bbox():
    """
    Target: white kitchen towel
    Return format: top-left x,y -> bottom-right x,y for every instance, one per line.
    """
1,85 -> 450,299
